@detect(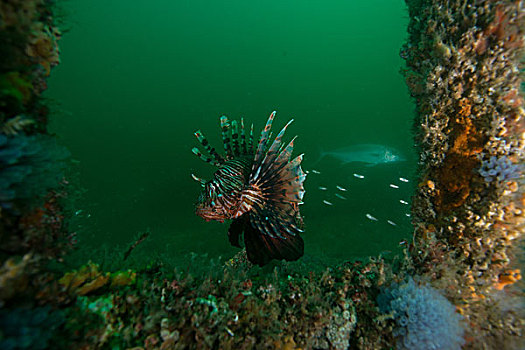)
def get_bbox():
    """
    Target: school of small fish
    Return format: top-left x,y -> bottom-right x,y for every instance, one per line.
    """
309,167 -> 411,228
366,213 -> 378,221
